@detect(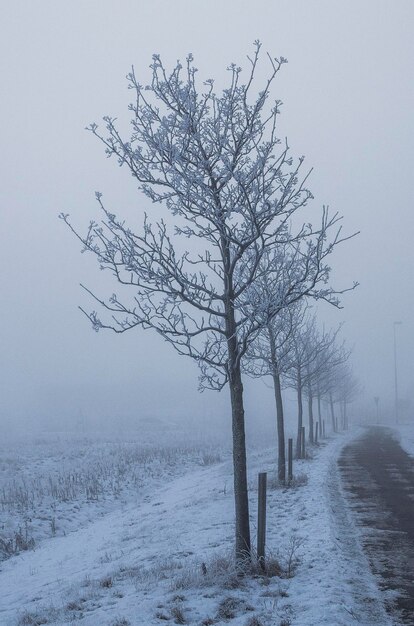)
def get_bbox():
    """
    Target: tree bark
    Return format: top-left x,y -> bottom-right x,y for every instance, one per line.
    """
340,400 -> 344,430
228,359 -> 251,562
330,391 -> 336,432
308,385 -> 314,444
296,372 -> 303,458
268,325 -> 286,483
317,387 -> 322,428
272,369 -> 286,483
225,282 -> 250,563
